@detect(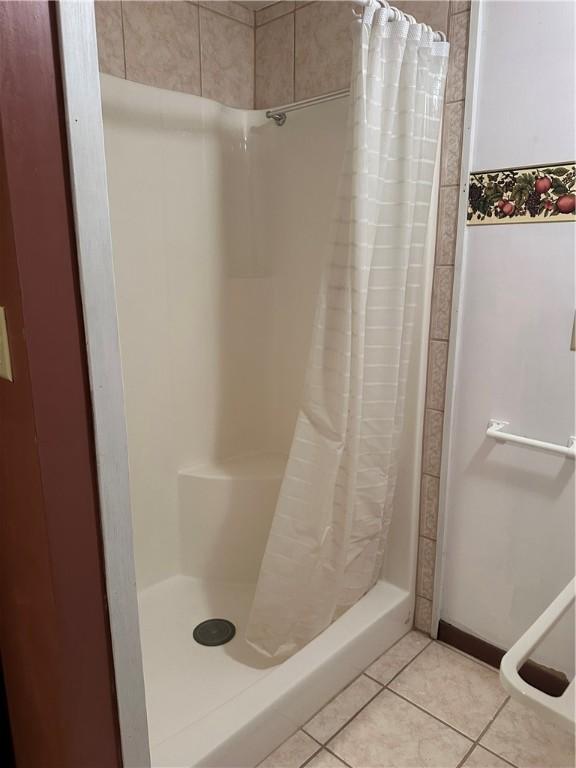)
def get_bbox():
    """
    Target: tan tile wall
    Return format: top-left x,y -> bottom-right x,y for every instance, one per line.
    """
415,0 -> 471,634
95,0 -> 470,635
94,1 -> 460,113
95,0 -> 125,78
95,0 -> 255,108
123,2 -> 202,95
254,0 -> 451,108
